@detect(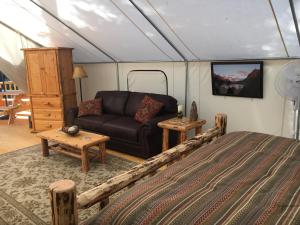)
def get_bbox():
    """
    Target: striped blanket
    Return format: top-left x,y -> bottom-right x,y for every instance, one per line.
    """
91,132 -> 300,225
